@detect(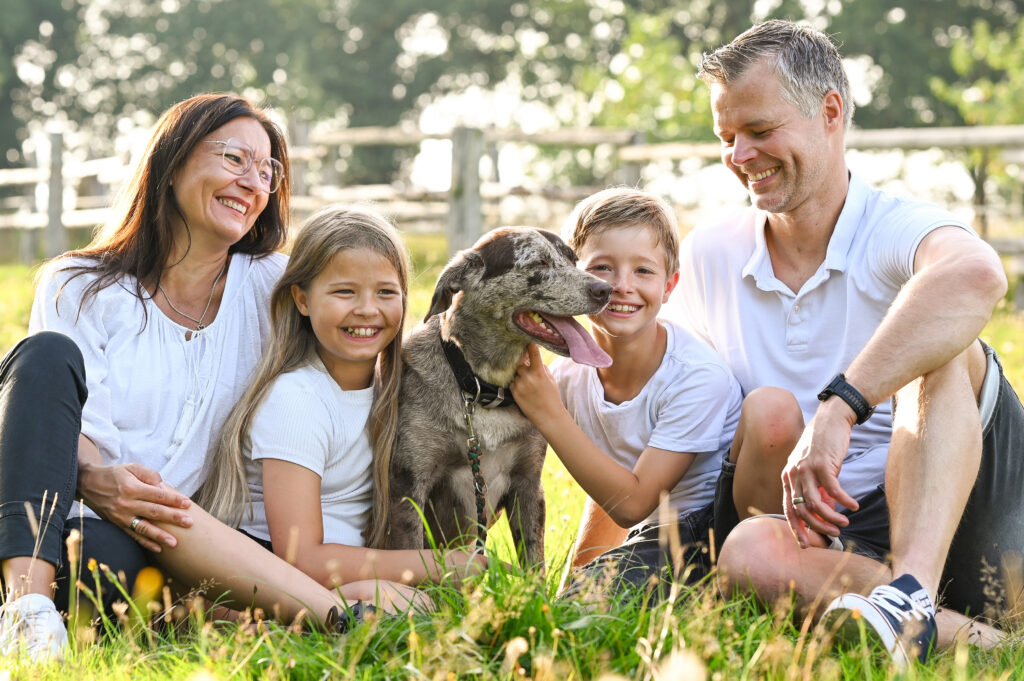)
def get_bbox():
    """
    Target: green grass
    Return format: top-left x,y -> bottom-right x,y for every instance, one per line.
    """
3,245 -> 1024,679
